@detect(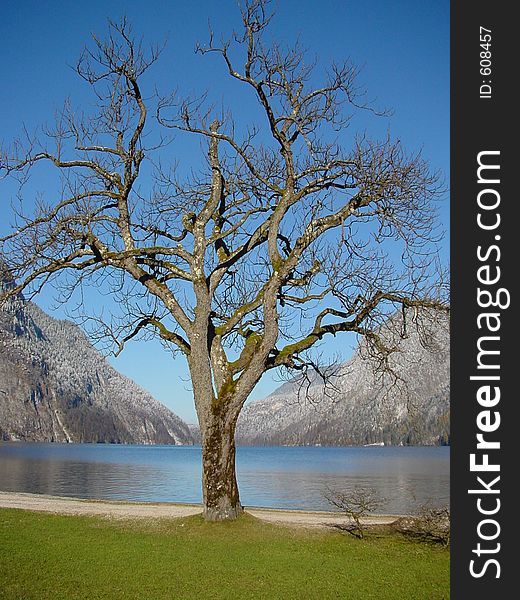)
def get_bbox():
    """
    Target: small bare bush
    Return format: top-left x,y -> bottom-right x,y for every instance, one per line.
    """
324,486 -> 386,539
394,505 -> 450,546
